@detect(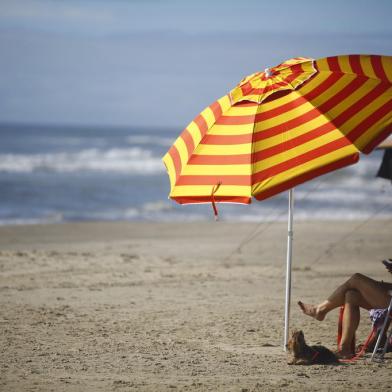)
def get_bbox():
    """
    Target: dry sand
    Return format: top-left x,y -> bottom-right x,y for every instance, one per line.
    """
0,220 -> 392,391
